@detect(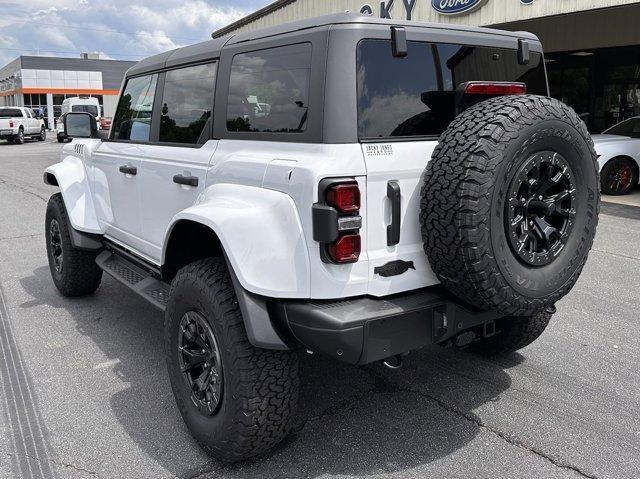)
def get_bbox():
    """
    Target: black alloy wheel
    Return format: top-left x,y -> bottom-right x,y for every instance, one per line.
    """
49,219 -> 63,274
506,151 -> 577,267
178,311 -> 223,416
